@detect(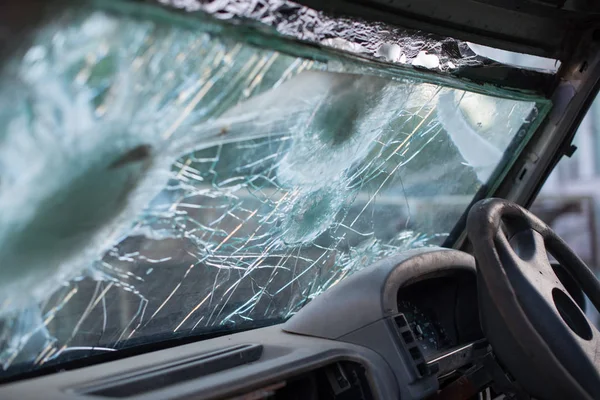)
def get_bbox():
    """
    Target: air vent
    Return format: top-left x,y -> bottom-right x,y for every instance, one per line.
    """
393,314 -> 429,377
75,344 -> 262,398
